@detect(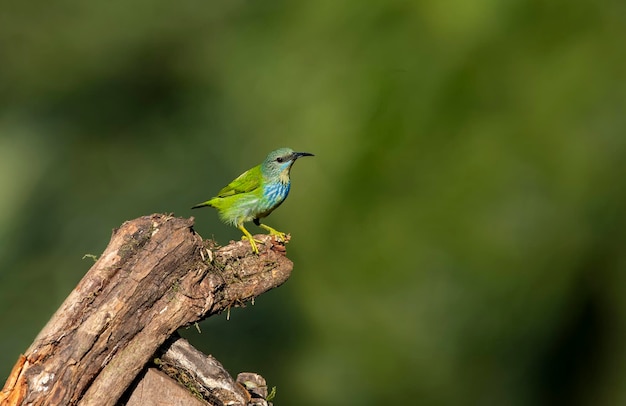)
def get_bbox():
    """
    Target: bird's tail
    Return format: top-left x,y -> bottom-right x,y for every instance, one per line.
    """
191,200 -> 214,209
